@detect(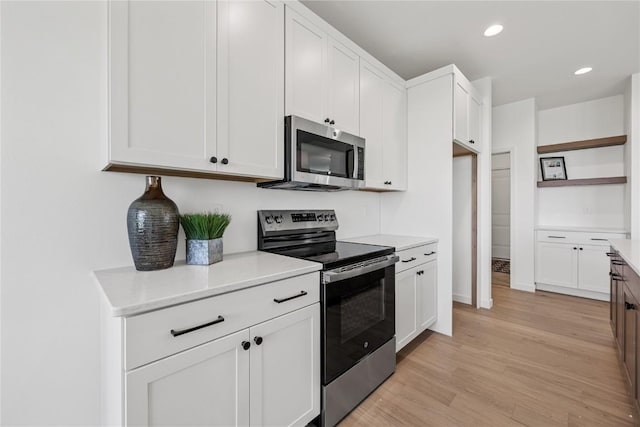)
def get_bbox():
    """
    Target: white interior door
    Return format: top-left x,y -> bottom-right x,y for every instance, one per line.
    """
492,153 -> 510,260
